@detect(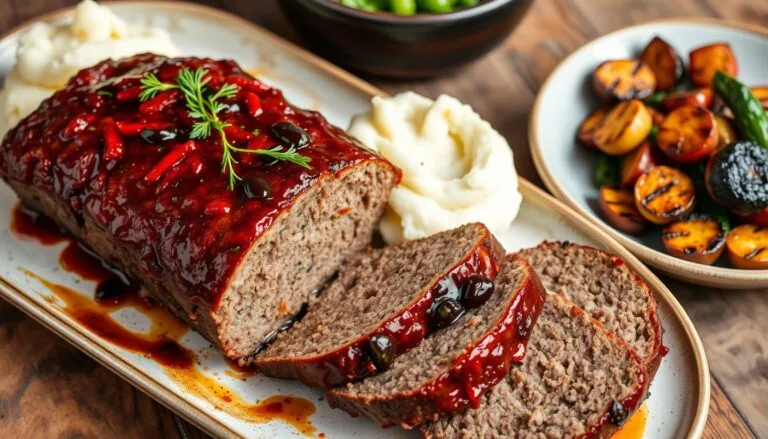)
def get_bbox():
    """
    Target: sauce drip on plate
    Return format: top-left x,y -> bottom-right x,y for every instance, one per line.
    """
612,403 -> 648,439
10,203 -> 68,245
12,206 -> 317,435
